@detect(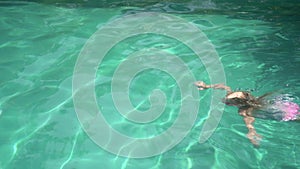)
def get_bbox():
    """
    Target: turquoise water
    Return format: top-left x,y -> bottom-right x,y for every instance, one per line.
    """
0,1 -> 300,169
